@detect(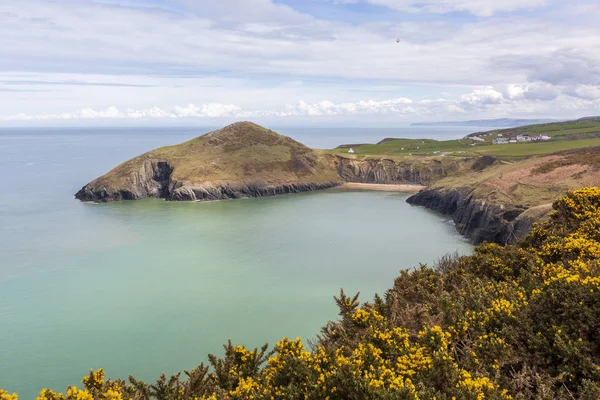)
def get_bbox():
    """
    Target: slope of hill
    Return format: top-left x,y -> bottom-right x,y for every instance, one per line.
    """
407,146 -> 600,244
75,122 -> 343,202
